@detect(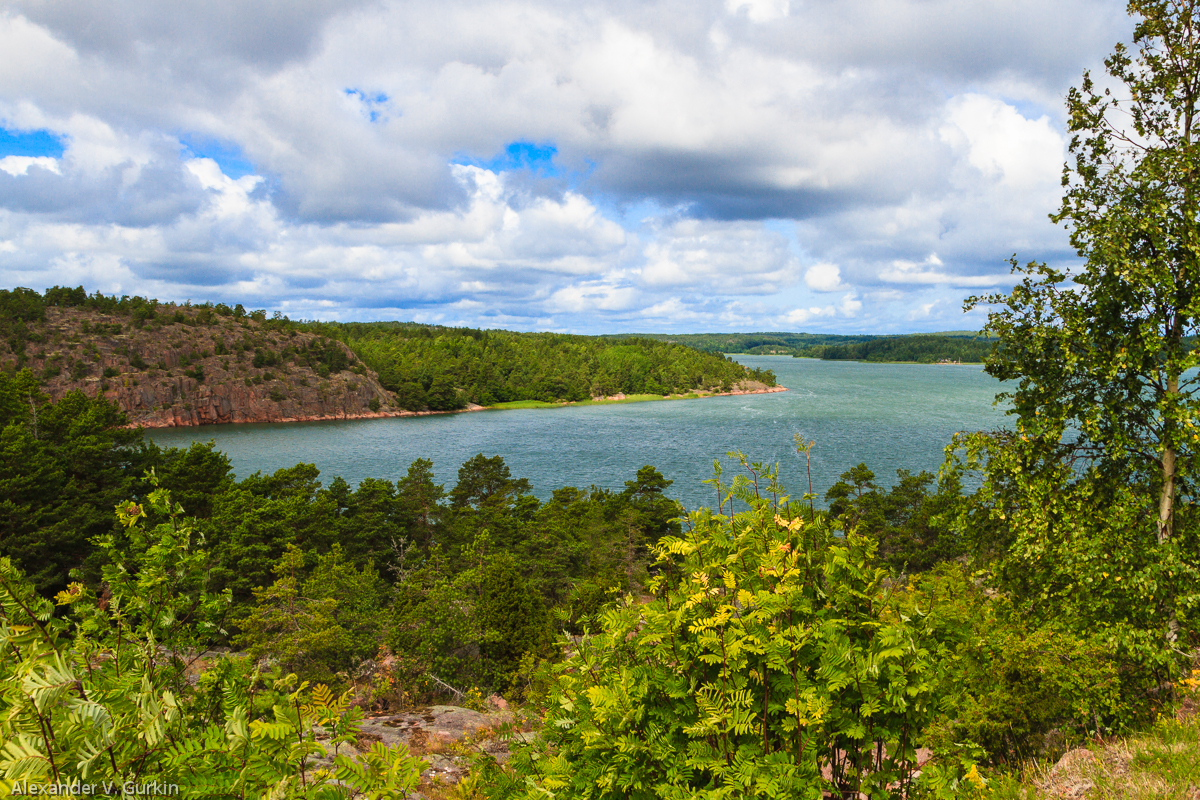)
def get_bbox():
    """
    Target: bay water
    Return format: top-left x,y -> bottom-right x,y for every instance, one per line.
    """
145,356 -> 1010,511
